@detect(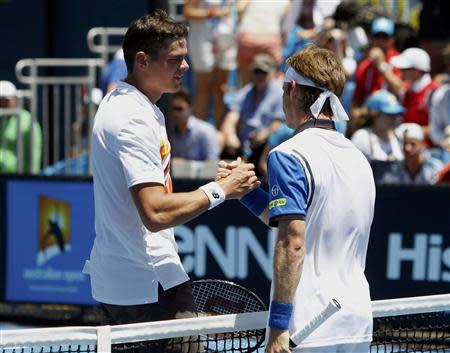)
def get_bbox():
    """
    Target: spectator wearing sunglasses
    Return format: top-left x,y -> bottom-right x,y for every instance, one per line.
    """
220,54 -> 284,175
